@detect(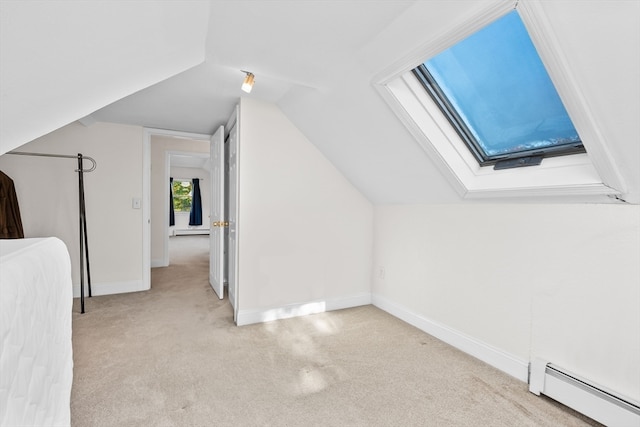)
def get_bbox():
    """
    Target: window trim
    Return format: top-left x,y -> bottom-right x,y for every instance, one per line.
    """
373,0 -> 626,199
